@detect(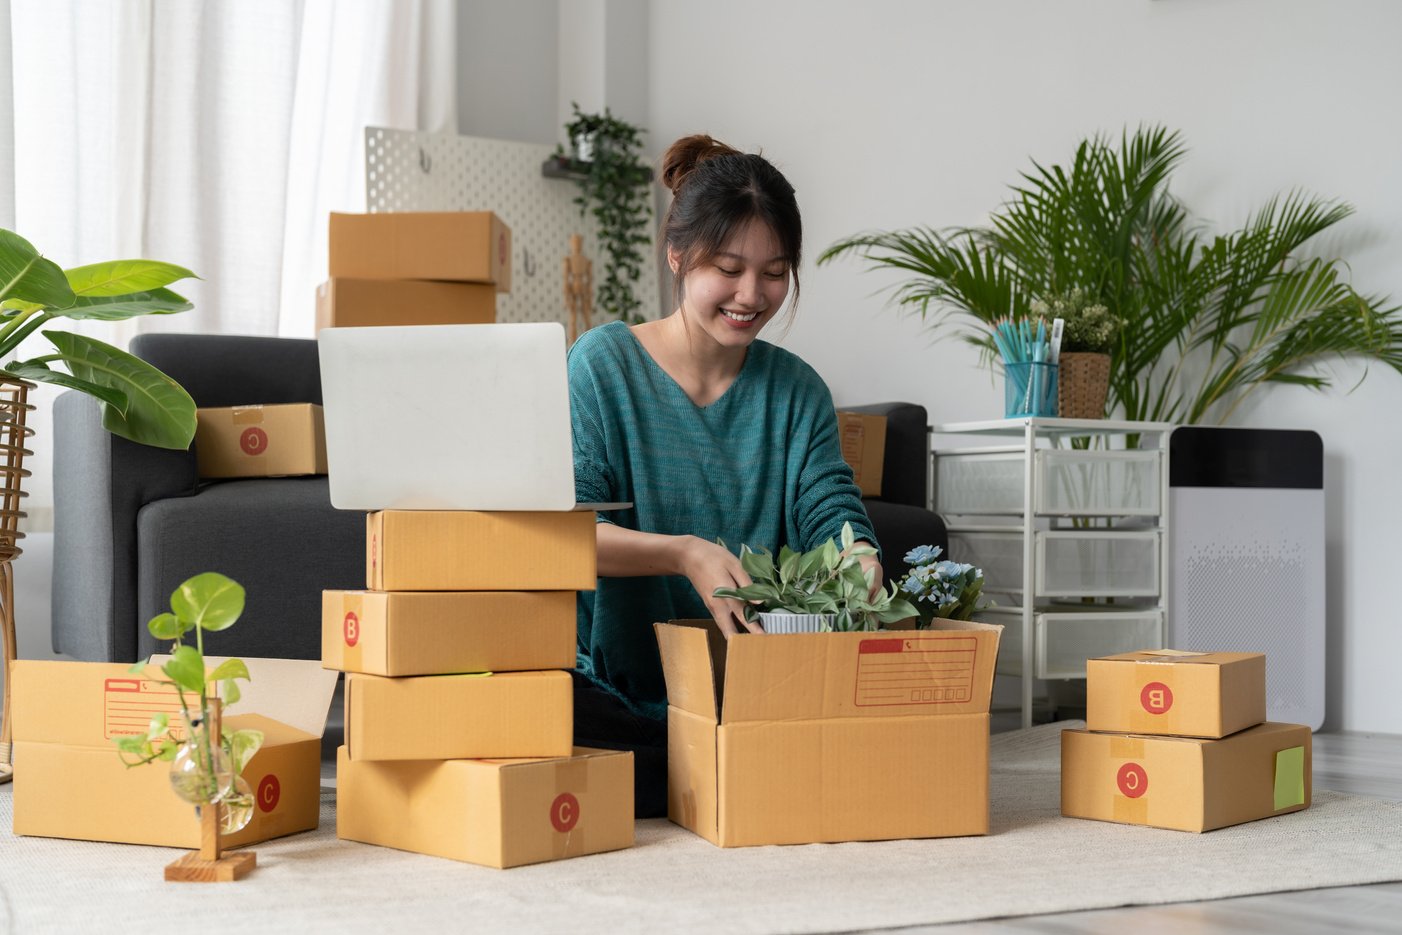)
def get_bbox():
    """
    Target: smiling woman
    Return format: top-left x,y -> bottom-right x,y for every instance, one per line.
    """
566,134 -> 880,818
